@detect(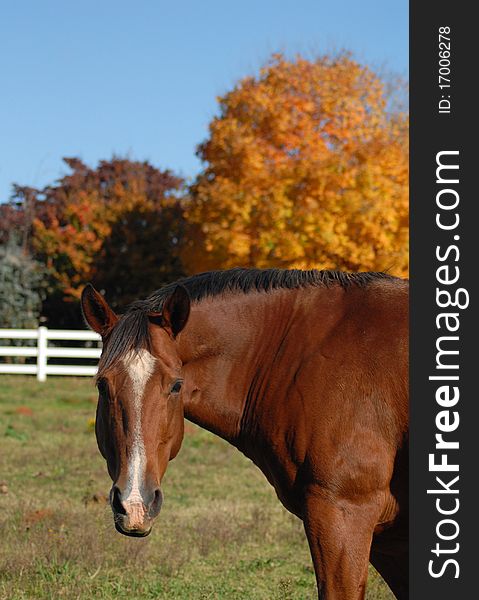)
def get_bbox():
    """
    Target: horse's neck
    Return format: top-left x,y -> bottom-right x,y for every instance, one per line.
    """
177,291 -> 298,444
